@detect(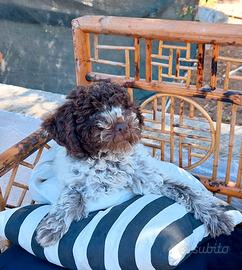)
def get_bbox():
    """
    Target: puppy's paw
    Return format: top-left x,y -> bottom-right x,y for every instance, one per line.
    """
36,214 -> 67,247
206,211 -> 234,238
